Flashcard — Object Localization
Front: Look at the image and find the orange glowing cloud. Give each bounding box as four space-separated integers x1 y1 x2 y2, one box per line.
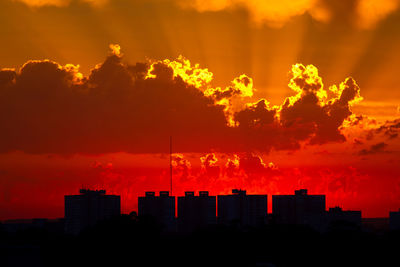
179 0 319 27
356 0 400 28
14 0 108 7
180 0 400 28
11 0 400 30
15 0 70 7
109 43 122 57
10 0 400 31
170 152 280 188
171 154 192 181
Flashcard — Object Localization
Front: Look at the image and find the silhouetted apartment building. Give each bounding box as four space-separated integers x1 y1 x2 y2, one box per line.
65 189 120 235
178 191 216 232
272 189 325 229
138 191 175 231
218 189 268 227
389 209 400 230
326 207 362 229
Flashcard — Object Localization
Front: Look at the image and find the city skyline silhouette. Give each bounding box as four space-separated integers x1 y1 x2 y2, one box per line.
1 0 400 266
2 187 400 267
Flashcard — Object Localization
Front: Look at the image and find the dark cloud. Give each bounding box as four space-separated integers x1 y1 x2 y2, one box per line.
235 99 276 129
359 142 388 155
361 118 400 144
0 53 228 154
0 69 16 87
375 118 400 139
353 138 363 145
0 48 371 154
238 153 277 175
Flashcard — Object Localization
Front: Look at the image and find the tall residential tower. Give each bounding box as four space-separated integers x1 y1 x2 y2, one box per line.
64 189 120 235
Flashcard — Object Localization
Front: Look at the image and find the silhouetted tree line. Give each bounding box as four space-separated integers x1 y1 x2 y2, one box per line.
1 215 399 267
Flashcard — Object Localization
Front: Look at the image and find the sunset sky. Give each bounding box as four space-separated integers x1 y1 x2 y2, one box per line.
1 0 400 219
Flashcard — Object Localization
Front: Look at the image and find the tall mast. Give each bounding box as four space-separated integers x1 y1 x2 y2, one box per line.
170 136 173 195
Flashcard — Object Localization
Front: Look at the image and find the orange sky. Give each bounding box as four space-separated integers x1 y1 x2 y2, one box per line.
0 0 399 219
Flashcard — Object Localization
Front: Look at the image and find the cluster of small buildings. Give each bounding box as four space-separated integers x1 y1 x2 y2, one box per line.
138 189 268 232
61 188 400 235
138 189 363 233
4 188 398 235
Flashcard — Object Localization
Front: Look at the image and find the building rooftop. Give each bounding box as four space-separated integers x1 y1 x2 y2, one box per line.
232 189 246 195
79 189 106 195
295 189 308 196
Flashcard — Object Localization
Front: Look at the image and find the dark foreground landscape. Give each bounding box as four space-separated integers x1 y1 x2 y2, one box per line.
2 214 399 267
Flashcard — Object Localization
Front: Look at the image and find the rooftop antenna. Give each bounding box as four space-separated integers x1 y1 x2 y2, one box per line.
170 136 173 195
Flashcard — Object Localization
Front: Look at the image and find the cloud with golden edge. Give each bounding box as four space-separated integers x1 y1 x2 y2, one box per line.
109 44 122 57
200 153 220 178
146 55 213 89
0 44 396 155
171 154 192 180
205 74 255 126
